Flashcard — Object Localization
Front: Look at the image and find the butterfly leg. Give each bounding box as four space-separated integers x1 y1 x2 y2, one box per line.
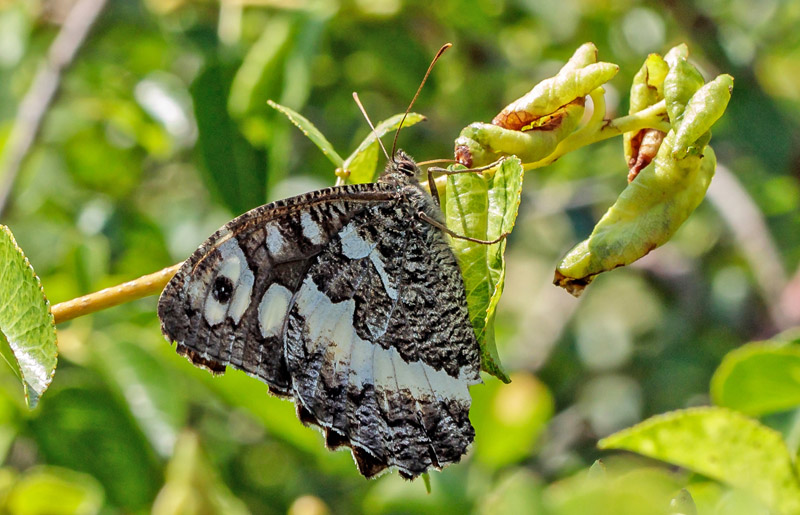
425 157 507 207
418 211 508 245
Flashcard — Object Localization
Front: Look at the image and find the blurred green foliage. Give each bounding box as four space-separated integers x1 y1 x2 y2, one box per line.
1 0 800 513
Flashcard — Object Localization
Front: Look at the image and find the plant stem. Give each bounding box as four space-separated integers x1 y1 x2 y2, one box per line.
51 263 182 324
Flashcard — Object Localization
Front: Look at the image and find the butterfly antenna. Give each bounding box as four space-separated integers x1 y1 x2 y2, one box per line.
390 42 453 160
352 91 391 162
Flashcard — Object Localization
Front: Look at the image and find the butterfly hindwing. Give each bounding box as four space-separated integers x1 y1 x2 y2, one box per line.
284 188 480 478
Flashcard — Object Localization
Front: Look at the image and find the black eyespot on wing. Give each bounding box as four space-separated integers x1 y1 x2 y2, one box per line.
212 276 234 303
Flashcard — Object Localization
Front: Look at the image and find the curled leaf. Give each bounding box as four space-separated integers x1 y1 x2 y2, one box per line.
629 53 669 114
492 62 618 130
663 43 689 68
455 100 584 167
663 58 705 125
0 225 58 408
554 134 717 296
445 157 524 381
624 53 669 175
559 42 599 74
672 74 734 159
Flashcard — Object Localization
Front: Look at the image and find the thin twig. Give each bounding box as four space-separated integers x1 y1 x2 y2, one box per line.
0 0 108 216
51 263 182 324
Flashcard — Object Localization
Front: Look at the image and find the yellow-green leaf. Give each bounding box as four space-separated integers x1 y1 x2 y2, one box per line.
445 157 524 381
554 137 716 296
672 74 734 159
492 62 618 129
710 340 800 416
0 225 57 408
599 407 800 514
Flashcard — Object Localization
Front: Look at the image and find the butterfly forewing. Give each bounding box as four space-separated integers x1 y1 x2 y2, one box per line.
158 184 393 395
157 152 481 479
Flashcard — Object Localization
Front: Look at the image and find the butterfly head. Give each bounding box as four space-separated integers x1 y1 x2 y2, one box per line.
392 150 419 178
378 150 423 188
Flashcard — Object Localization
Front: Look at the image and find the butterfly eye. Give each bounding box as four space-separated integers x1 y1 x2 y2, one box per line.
212 276 234 303
398 161 416 176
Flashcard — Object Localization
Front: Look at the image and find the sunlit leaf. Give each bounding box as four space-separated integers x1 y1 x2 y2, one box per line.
492 60 617 130
710 340 800 416
0 225 57 408
599 407 800 514
446 157 524 381
555 138 717 296
342 112 426 184
268 100 344 167
672 74 734 159
663 56 704 125
455 101 584 168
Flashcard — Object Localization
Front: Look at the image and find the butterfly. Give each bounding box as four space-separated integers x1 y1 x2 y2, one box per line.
157 148 482 479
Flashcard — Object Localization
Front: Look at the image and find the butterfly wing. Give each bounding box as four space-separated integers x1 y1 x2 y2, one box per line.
158 184 394 396
284 197 481 479
158 179 481 479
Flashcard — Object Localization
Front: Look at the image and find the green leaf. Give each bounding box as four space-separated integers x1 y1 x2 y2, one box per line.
599 407 800 514
268 100 344 167
152 432 249 515
663 57 704 125
710 340 800 416
191 63 268 214
343 112 426 184
555 138 717 296
544 464 683 515
560 42 599 74
0 225 57 408
455 100 584 168
228 17 293 118
4 466 104 515
445 157 524 381
492 62 618 129
672 74 734 159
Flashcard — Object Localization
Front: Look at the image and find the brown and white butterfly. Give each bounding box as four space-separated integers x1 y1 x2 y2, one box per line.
157 150 481 479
